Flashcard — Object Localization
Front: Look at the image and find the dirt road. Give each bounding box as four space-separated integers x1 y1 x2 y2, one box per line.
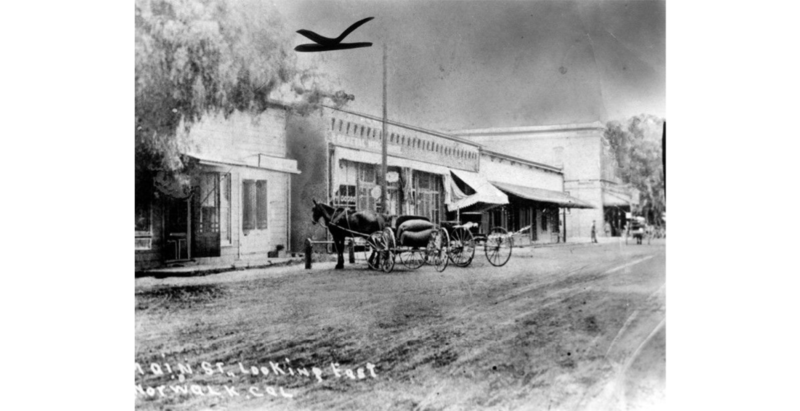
135 240 666 411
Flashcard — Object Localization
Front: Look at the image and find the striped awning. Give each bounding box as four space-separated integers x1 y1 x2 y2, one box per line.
490 181 595 209
447 169 509 211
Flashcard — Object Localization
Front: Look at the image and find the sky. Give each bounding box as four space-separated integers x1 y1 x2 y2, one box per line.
276 0 665 131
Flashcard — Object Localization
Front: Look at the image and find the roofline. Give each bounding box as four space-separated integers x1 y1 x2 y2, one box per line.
322 104 482 147
481 148 563 174
452 121 606 137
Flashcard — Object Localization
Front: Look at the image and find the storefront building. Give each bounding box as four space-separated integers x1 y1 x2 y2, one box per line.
453 122 632 238
135 107 299 271
287 106 483 252
471 149 593 244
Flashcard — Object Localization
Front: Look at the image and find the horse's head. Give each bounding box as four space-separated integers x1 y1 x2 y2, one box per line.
311 199 322 225
311 198 334 226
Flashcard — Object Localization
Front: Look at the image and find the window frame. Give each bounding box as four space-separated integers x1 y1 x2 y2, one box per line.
133 191 153 252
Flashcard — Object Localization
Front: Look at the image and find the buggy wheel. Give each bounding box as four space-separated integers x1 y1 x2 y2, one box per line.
380 228 396 273
485 227 513 267
367 231 389 271
400 248 426 269
427 227 450 272
448 227 475 267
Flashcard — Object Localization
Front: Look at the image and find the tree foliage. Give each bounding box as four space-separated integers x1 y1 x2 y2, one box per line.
135 0 352 187
603 114 665 223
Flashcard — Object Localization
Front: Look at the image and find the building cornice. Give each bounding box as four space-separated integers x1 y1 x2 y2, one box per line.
482 149 563 174
451 122 606 137
322 105 482 147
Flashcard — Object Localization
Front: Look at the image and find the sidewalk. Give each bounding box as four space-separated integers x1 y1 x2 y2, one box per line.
135 255 310 278
516 236 620 249
538 236 664 247
137 236 658 278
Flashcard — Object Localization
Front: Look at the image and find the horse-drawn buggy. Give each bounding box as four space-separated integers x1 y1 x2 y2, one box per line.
625 215 648 245
311 197 514 273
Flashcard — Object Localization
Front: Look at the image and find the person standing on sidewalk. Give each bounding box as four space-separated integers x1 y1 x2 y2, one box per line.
591 220 598 243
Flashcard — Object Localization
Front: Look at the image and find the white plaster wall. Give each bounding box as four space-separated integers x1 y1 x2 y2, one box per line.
479 155 563 191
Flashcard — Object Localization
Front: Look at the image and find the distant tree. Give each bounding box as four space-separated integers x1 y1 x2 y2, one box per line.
603 114 665 224
135 0 352 194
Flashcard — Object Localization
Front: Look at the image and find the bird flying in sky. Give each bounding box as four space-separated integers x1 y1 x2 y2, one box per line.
294 17 374 52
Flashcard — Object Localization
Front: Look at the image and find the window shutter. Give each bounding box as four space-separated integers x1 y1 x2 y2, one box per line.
242 180 255 230
256 180 268 229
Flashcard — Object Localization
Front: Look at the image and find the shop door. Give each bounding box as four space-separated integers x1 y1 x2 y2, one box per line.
164 197 191 261
193 173 221 258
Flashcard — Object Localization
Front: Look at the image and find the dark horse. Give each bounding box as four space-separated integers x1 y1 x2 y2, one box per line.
311 199 388 269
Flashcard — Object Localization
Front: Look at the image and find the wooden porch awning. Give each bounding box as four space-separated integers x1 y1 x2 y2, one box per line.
490 181 595 209
603 191 632 207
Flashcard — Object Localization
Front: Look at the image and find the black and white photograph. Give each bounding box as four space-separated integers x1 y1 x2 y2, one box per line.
133 0 666 409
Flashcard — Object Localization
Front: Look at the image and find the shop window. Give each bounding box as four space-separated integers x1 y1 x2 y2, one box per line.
133 168 153 251
359 163 376 183
135 195 151 235
135 186 152 250
336 184 357 207
414 171 442 224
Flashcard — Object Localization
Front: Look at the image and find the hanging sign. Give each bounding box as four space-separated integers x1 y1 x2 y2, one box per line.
370 186 382 199
386 171 399 183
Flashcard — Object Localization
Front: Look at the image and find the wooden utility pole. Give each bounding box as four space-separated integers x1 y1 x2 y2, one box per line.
380 43 388 212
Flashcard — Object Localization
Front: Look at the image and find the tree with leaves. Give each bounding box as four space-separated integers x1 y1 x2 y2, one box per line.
603 114 665 225
135 0 352 202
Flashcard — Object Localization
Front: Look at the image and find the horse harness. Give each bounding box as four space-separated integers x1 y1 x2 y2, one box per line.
324 207 372 239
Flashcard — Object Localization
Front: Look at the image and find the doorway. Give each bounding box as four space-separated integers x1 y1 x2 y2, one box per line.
193 173 223 258
163 197 191 262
